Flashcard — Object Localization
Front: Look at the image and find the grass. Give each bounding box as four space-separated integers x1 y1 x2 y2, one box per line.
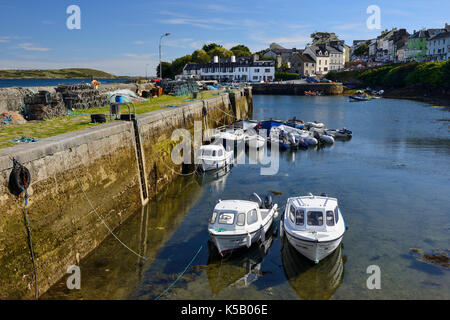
0 91 222 149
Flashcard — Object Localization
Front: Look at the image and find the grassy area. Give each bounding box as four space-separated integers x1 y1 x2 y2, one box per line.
0 68 117 79
0 91 221 149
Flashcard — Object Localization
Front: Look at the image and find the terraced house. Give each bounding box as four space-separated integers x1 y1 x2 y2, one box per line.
408 27 447 62
182 55 275 82
427 31 450 61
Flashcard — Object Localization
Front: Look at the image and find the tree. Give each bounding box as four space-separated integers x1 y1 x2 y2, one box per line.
202 43 222 53
230 44 252 57
208 46 233 58
156 62 173 79
192 49 210 63
171 55 192 77
354 43 369 57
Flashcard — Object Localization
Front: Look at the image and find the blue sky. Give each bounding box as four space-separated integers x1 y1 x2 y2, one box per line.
0 0 448 76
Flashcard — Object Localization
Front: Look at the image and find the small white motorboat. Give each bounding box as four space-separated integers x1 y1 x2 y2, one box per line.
280 193 346 263
197 144 233 172
244 128 266 149
208 193 278 256
306 121 325 129
280 125 318 146
212 126 245 147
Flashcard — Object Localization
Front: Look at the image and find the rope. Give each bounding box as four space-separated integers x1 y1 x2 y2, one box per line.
12 158 39 299
154 244 203 300
67 157 149 261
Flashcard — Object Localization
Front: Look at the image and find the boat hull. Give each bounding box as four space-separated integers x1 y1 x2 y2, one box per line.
210 216 273 256
284 229 343 262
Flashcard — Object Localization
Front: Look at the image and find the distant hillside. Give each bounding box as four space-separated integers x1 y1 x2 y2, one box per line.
0 68 119 79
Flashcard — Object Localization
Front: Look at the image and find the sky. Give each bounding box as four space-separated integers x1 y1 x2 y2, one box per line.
0 0 448 76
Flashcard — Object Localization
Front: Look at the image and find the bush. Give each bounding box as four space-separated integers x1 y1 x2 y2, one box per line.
275 72 299 81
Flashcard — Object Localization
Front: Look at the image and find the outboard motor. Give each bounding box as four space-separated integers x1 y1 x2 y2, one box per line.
320 193 327 197
288 132 296 145
264 194 273 209
249 192 263 208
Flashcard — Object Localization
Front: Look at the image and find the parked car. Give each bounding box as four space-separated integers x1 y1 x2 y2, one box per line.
306 77 318 83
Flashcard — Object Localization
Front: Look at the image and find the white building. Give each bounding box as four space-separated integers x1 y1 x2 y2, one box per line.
304 45 330 75
427 31 450 61
182 55 275 82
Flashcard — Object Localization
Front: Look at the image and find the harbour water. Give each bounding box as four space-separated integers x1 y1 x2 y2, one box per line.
43 95 450 300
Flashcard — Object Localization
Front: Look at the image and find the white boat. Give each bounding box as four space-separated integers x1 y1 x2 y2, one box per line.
281 193 346 263
280 125 318 146
324 128 352 139
208 193 278 256
212 126 245 148
244 128 266 149
306 121 325 129
197 144 233 172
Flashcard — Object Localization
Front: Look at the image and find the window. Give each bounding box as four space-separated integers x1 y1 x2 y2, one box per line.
236 213 245 226
218 212 235 225
217 150 223 157
334 207 339 223
295 210 304 226
253 76 258 80
325 60 327 65
255 68 260 72
319 60 321 65
289 205 295 223
326 211 335 226
265 68 270 73
307 211 323 226
210 211 218 224
247 209 258 225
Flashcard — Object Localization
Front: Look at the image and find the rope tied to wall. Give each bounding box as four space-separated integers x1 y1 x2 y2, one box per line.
10 157 39 299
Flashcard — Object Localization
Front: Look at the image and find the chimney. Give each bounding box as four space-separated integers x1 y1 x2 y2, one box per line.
213 56 219 63
231 55 236 63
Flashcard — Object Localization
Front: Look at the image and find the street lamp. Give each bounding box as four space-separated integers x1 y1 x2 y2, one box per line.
145 63 149 80
159 33 171 79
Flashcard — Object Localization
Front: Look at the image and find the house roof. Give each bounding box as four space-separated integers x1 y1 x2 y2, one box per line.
428 31 450 41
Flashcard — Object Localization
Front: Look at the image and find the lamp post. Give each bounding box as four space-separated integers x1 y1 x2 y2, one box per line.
159 33 171 79
145 63 149 80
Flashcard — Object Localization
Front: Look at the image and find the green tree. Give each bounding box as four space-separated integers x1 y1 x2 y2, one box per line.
156 62 173 79
171 55 193 77
230 44 252 57
192 49 210 63
208 46 233 58
353 43 369 56
202 43 222 53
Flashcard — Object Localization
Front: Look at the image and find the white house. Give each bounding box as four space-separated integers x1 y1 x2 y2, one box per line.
304 45 330 75
182 55 275 82
427 31 450 61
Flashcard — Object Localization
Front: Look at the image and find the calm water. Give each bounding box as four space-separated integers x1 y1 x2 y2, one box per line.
0 78 135 88
43 96 450 300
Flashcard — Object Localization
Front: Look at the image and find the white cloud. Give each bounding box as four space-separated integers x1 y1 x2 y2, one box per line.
133 40 146 45
17 43 51 52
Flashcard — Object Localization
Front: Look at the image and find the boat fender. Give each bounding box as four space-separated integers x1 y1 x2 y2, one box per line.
246 232 252 248
280 220 284 238
9 158 31 196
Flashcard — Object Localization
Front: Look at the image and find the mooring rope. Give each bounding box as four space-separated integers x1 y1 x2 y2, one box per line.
154 244 203 300
22 190 39 299
67 157 148 261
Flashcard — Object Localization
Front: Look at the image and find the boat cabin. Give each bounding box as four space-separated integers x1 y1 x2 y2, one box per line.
199 144 226 159
209 200 268 231
286 196 341 232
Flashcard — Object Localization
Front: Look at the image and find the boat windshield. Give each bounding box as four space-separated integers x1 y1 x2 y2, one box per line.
247 209 258 225
218 212 235 225
334 207 339 223
326 211 335 226
307 211 324 226
202 149 217 157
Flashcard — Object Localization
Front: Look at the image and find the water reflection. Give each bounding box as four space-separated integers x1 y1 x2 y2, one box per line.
206 225 277 295
281 237 345 300
42 176 204 300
